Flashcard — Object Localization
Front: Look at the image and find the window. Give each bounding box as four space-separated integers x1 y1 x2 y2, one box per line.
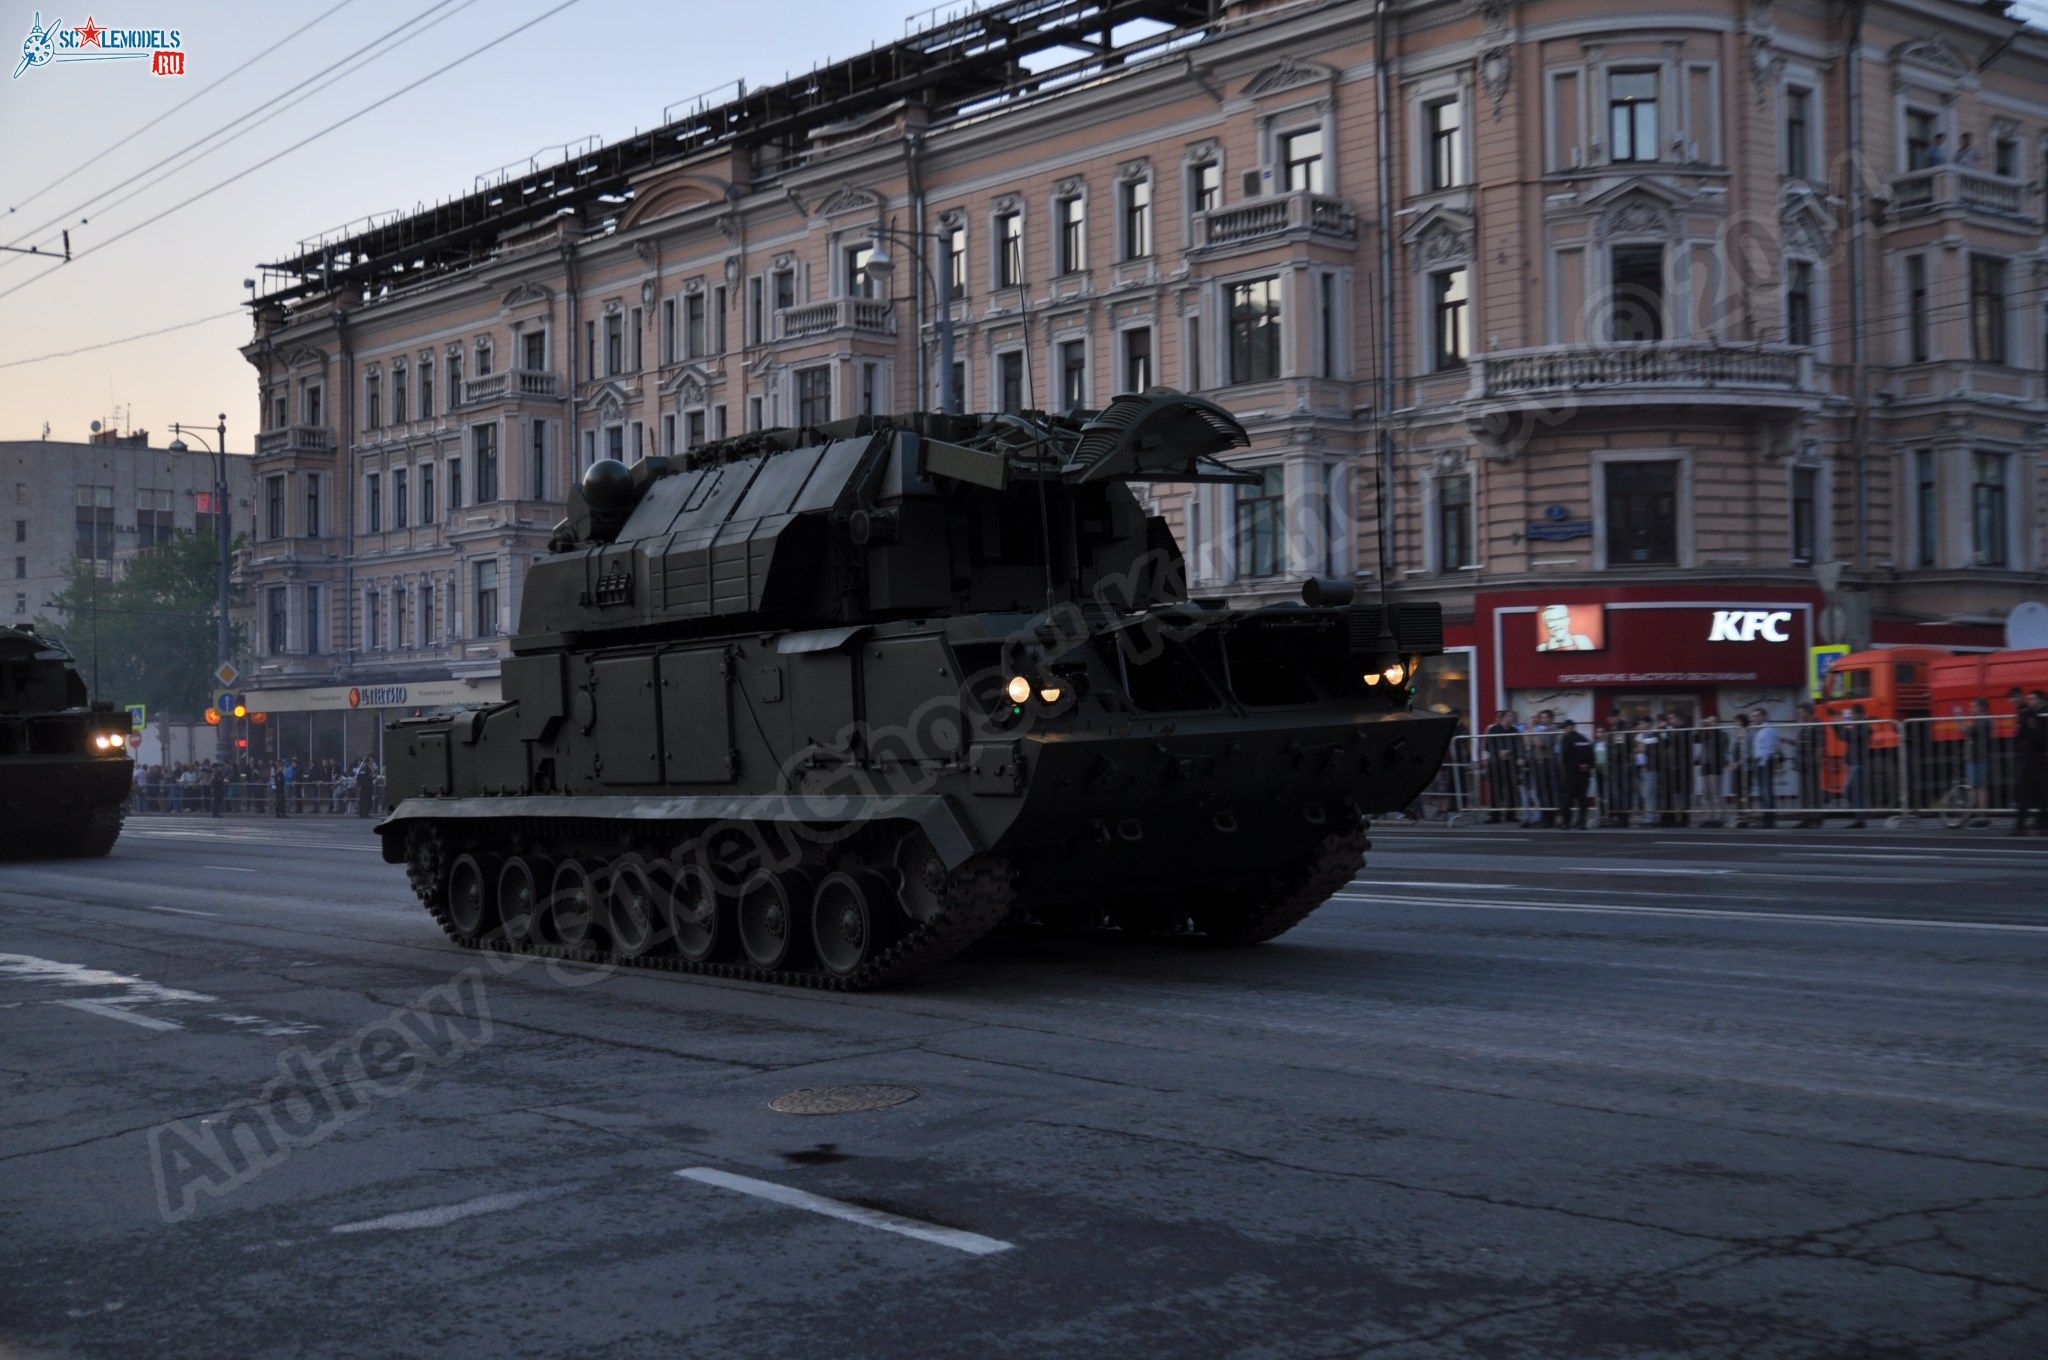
1234 466 1287 578
474 560 499 638
604 312 623 376
748 278 765 346
1319 272 1340 378
1609 70 1659 162
629 309 643 372
661 413 676 457
392 587 407 651
1610 246 1665 342
522 329 545 372
843 243 874 298
303 383 323 427
1278 128 1325 193
305 585 321 655
1122 327 1153 393
264 477 285 539
661 298 677 364
1226 277 1283 384
12 520 21 542
713 286 727 353
365 372 382 430
585 319 598 376
447 457 463 512
1906 108 1937 170
1784 86 1811 179
135 488 174 549
1190 160 1220 215
996 210 1023 288
1906 254 1929 363
365 472 381 533
306 474 321 538
473 424 499 503
1426 97 1464 190
1603 460 1679 566
773 269 795 314
1431 269 1470 371
1058 339 1087 410
475 339 493 378
419 465 434 525
796 366 832 426
266 587 288 656
606 425 624 463
1187 315 1202 390
1994 133 2019 179
417 584 432 648
1970 255 2006 364
686 410 706 449
1790 465 1818 564
365 590 380 651
11 592 20 615
447 351 463 408
685 292 707 357
1786 260 1814 346
392 364 408 424
271 392 286 429
1120 178 1152 260
945 224 966 296
1056 195 1085 274
998 350 1025 412
1972 452 2009 567
860 362 883 417
1438 472 1473 572
529 420 548 501
713 405 728 440
391 468 409 529
11 558 20 580
418 361 433 420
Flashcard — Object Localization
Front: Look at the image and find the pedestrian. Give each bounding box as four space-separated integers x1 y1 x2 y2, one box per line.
1927 132 1950 165
1657 712 1690 827
1527 710 1561 827
2013 689 2048 837
270 763 288 819
209 761 226 818
1965 698 1994 829
1483 710 1521 824
1840 704 1871 828
1750 707 1780 828
1794 702 1826 826
1558 717 1594 829
1694 715 1728 827
356 760 376 819
1954 131 1983 168
1633 717 1660 828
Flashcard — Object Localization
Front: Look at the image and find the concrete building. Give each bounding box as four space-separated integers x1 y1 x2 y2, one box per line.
3 428 252 631
242 0 2048 740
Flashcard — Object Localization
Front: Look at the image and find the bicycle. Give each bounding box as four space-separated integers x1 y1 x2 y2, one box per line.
1937 780 1975 830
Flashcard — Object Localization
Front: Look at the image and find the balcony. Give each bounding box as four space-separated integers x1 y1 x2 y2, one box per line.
1193 191 1358 253
774 297 894 341
253 425 334 457
1887 167 2035 224
1464 342 1816 422
461 368 562 405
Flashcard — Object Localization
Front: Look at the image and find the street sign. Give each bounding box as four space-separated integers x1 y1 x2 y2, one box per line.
214 690 238 716
124 703 147 730
214 661 240 687
1809 644 1849 700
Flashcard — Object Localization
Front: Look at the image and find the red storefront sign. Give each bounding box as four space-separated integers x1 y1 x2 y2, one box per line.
1484 587 1819 696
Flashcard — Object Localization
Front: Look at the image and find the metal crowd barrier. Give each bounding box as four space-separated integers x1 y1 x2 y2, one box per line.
128 777 386 817
1424 718 2016 829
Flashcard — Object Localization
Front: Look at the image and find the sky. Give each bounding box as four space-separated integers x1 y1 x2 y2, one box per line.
0 0 925 448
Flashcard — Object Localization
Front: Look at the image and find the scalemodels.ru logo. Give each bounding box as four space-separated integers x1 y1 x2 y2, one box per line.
14 12 185 79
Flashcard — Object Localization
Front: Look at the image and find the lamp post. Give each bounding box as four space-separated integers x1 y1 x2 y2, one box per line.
168 415 230 760
864 224 956 413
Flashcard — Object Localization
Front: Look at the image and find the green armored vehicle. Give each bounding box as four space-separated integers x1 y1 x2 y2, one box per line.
377 391 1453 987
0 625 134 857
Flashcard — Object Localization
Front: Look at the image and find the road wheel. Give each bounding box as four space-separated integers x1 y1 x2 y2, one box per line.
1190 822 1369 947
663 863 725 963
497 855 550 947
737 868 813 971
64 803 123 858
606 856 661 959
892 830 950 924
812 870 895 978
445 852 500 938
547 859 604 953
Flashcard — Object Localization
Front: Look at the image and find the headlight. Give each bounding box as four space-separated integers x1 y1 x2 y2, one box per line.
1362 671 1381 687
109 732 126 748
1006 675 1032 705
1038 686 1062 704
1381 661 1407 686
92 734 110 750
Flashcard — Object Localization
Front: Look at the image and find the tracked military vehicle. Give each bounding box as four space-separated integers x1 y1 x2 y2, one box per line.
377 390 1453 988
0 625 134 857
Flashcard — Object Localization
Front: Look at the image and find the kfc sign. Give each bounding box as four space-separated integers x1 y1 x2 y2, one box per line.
1708 610 1792 643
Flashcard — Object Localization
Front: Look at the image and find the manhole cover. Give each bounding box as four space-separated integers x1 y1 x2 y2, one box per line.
769 1084 919 1115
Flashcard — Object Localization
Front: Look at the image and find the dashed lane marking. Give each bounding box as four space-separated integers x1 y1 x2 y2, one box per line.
331 1189 563 1235
675 1167 1014 1256
55 999 181 1031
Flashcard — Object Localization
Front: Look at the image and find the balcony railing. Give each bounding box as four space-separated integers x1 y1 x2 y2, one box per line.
774 297 895 340
461 368 562 405
1468 342 1811 402
1195 191 1358 249
253 425 334 456
1888 166 2031 220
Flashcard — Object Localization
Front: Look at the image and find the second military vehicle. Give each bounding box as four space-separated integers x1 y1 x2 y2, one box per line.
0 625 134 857
377 390 1453 987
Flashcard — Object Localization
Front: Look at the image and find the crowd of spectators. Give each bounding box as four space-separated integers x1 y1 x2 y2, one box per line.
128 757 382 818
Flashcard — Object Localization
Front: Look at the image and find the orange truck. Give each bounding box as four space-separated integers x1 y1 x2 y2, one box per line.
1813 645 2048 798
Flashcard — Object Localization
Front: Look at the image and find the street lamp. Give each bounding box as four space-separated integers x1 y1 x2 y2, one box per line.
168 414 230 760
863 223 956 414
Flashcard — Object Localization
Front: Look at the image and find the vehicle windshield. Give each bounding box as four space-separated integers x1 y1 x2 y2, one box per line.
1825 668 1872 700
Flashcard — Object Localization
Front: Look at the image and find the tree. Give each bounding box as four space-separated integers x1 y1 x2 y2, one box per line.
37 530 246 718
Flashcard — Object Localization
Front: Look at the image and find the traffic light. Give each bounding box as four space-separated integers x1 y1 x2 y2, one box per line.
232 701 248 719
204 707 221 726
249 710 268 725
235 737 248 749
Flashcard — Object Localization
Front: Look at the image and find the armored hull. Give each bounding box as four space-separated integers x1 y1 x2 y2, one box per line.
377 393 1453 987
0 626 134 858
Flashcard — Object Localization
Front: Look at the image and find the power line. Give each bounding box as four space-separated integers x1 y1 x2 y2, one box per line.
0 310 243 371
0 0 586 307
1 0 362 228
0 0 474 267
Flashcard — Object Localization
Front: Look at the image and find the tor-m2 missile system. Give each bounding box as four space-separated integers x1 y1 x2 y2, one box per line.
377 390 1453 988
0 625 134 857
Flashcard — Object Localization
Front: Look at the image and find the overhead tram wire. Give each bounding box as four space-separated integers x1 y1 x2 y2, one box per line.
0 310 243 371
0 0 590 308
0 0 475 268
1 0 363 227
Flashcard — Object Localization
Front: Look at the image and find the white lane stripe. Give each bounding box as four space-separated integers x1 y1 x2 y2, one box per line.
1580 866 1733 876
1332 893 2048 934
675 1167 1013 1256
200 865 260 873
133 904 220 918
331 1189 560 1235
55 999 181 1031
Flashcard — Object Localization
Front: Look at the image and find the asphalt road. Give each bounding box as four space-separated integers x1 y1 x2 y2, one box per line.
2 815 2044 1359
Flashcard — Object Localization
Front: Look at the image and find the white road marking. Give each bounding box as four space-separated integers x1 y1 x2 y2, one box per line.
1333 893 2048 934
675 1167 1014 1256
331 1189 560 1235
0 954 216 1007
1579 866 1732 876
200 865 260 873
135 904 220 918
55 999 181 1031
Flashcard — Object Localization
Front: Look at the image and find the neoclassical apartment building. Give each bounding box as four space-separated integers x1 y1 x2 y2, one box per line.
242 0 2047 751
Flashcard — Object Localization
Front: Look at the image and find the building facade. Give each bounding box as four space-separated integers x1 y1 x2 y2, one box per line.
241 0 2048 742
4 430 252 630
